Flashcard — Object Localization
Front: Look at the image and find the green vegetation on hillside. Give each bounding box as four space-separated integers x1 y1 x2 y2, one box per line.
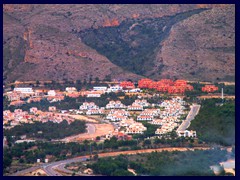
6 92 138 112
88 155 134 176
4 120 86 141
79 9 207 76
88 148 228 176
189 99 235 146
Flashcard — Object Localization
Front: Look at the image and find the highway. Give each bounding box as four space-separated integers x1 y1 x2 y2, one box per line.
177 104 201 131
9 147 211 176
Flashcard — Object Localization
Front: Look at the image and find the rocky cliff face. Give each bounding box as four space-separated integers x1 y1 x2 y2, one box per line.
3 4 235 83
153 5 235 81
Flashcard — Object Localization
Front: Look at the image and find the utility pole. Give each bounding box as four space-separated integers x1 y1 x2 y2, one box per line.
90 143 92 156
221 88 224 103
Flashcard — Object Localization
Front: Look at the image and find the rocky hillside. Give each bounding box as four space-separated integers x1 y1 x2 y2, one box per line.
3 4 235 83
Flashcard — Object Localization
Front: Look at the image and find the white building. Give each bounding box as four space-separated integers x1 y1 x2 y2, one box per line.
134 99 150 107
106 100 126 109
49 106 57 112
119 118 135 127
66 87 77 93
109 109 130 116
48 90 56 96
127 104 143 111
129 88 142 93
107 85 123 92
14 87 33 94
125 122 147 134
150 119 163 125
29 107 38 114
140 109 160 117
93 86 107 91
80 102 99 110
177 130 197 137
137 115 154 121
86 109 104 115
86 91 103 98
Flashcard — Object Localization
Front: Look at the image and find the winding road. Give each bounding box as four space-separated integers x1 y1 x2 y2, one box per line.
60 123 96 142
9 147 211 176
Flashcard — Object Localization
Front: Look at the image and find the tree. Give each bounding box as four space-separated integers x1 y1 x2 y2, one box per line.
95 77 100 83
93 154 99 161
89 75 93 84
83 79 87 86
36 80 40 87
144 139 151 146
104 75 112 82
10 85 15 90
96 136 100 141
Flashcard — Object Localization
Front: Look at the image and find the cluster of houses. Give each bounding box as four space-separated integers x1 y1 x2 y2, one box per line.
4 84 142 107
4 84 197 138
75 97 195 137
138 79 194 94
3 106 75 129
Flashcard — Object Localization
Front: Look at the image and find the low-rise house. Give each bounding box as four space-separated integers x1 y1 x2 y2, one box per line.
66 92 81 98
125 122 147 134
150 119 164 125
65 87 77 93
134 99 150 107
79 102 99 110
48 90 56 96
14 87 33 94
86 109 104 115
93 86 108 91
86 91 103 98
6 92 21 101
10 121 20 126
129 88 141 93
10 100 26 106
14 109 23 113
127 104 143 111
3 110 11 116
49 106 57 112
27 97 42 103
137 115 154 121
107 85 123 92
110 115 128 121
177 130 197 137
76 110 84 114
30 107 38 114
119 118 135 127
106 100 126 109
140 109 160 117
109 109 130 116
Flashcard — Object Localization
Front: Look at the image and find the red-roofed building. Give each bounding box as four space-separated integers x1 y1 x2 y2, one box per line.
120 81 135 89
202 85 218 93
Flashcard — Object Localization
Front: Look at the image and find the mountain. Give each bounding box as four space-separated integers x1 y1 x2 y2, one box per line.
3 4 235 83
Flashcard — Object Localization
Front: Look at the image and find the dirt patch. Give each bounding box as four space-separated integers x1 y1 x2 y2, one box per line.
23 168 47 176
57 113 98 123
63 124 114 142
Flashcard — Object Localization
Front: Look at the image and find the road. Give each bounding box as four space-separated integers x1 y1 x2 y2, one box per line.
9 146 210 176
86 124 95 134
177 104 201 131
58 123 96 142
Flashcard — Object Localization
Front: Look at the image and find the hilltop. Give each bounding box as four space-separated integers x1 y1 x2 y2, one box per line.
3 4 235 83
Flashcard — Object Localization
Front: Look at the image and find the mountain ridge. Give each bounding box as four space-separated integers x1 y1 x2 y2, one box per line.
3 4 235 83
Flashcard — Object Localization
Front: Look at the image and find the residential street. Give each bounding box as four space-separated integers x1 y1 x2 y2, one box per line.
177 104 201 131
